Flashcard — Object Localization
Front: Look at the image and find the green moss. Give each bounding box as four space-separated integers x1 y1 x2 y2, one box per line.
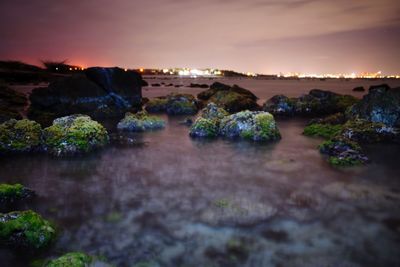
252 113 281 141
335 95 359 111
328 156 363 166
43 115 109 155
45 252 92 267
145 98 168 112
189 118 219 138
0 210 56 250
0 119 42 153
303 123 343 139
214 198 230 209
117 111 165 132
166 100 197 115
0 183 24 198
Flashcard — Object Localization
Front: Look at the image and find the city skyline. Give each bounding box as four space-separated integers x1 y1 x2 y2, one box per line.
0 0 399 74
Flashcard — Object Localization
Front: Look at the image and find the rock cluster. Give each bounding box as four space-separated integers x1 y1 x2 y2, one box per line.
28 67 143 126
0 85 27 123
263 89 358 117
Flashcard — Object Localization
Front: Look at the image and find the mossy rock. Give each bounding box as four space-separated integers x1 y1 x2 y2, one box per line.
0 119 42 153
189 118 219 138
0 210 56 250
341 119 398 143
144 97 168 113
303 123 343 139
117 111 165 132
0 183 34 204
42 115 109 156
220 111 281 141
262 95 296 116
319 137 368 167
45 252 92 267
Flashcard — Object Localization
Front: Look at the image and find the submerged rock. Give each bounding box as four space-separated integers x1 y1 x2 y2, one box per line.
0 183 34 205
0 85 28 123
145 93 199 115
0 210 56 250
45 252 113 267
303 123 344 139
28 67 143 126
220 111 281 141
341 119 398 143
117 111 165 132
197 82 259 113
42 115 109 156
348 84 400 127
190 103 228 138
0 119 42 154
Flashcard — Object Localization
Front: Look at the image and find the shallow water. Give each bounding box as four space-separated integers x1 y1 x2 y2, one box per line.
2 79 400 267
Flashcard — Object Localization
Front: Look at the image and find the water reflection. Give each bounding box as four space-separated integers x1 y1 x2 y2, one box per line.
0 116 400 267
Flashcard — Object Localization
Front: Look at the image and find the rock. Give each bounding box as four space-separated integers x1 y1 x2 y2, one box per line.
264 89 358 117
189 103 229 138
0 119 42 154
28 67 143 126
0 85 28 123
189 83 209 88
295 89 358 116
220 111 281 141
262 95 296 116
151 83 161 87
145 93 199 115
197 82 259 113
352 86 365 92
45 252 113 267
0 210 56 250
319 137 368 166
42 115 109 156
189 118 219 138
341 119 398 143
309 112 346 125
0 183 35 205
348 85 400 127
117 111 165 132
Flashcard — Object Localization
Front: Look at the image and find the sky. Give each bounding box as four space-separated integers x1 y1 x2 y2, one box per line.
0 0 399 74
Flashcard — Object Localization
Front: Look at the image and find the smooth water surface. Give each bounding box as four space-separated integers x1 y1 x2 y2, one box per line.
2 79 400 267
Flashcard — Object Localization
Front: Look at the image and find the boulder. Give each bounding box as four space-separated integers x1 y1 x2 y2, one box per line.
262 95 296 116
0 119 42 154
117 111 165 132
28 67 143 126
197 82 259 113
348 84 400 127
0 85 28 123
0 183 35 205
0 210 56 250
190 103 228 138
220 111 281 141
42 115 109 156
145 93 199 115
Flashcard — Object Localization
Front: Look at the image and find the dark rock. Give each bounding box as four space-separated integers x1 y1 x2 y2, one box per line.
197 82 259 113
28 67 142 126
189 83 209 88
0 85 28 123
0 183 35 208
353 86 365 92
262 95 296 116
151 83 161 87
348 85 400 127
